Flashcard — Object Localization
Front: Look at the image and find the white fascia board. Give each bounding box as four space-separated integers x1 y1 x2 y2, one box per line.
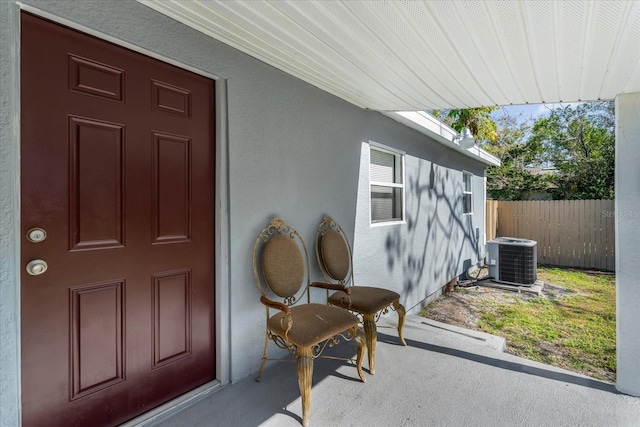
383 111 501 167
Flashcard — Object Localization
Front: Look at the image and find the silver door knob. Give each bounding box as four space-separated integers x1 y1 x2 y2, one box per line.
26 259 48 276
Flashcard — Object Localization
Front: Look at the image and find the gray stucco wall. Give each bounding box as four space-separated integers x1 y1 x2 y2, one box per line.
0 3 21 426
0 1 488 423
354 141 486 314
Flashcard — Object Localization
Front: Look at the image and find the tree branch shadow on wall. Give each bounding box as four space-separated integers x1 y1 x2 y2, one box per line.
385 161 481 307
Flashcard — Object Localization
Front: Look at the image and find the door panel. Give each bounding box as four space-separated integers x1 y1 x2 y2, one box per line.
20 13 215 427
69 116 125 250
69 281 125 400
152 132 192 243
153 270 192 367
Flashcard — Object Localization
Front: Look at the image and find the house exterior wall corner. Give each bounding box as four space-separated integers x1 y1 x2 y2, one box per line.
615 91 640 397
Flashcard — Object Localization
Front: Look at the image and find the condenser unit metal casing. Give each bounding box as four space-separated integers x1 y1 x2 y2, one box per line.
486 237 537 286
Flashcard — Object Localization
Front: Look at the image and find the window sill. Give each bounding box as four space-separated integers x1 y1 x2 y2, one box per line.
370 220 407 228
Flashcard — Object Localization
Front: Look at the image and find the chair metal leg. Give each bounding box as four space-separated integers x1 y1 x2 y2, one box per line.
352 326 367 382
297 347 313 427
256 332 270 382
394 300 407 346
363 313 377 374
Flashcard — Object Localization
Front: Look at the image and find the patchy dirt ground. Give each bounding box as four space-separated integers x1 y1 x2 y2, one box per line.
423 281 575 329
420 276 619 382
423 285 502 329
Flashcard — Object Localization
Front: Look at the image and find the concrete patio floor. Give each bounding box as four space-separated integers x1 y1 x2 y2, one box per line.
139 315 640 427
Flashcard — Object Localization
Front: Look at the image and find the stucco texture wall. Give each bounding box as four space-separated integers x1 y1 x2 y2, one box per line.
354 140 486 315
0 3 20 426
0 4 489 418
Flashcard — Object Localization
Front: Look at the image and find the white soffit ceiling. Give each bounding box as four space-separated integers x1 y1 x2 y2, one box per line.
138 0 640 111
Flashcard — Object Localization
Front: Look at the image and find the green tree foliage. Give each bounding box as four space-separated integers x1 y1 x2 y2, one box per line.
436 103 615 200
435 107 546 200
483 115 546 200
433 107 499 143
530 102 615 199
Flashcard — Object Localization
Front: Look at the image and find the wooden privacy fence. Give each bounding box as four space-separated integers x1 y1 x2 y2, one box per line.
486 200 499 242
486 200 615 271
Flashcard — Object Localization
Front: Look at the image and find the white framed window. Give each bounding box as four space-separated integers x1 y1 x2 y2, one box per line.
463 171 473 215
370 144 404 224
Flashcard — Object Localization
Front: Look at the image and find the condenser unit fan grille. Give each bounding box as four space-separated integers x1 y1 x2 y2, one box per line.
498 244 537 285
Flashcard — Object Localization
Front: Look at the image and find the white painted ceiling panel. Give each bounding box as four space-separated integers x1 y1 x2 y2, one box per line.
138 0 640 111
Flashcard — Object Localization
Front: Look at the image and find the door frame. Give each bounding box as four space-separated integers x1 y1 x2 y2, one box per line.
0 3 231 425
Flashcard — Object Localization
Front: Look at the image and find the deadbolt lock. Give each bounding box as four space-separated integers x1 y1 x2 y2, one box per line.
26 228 47 243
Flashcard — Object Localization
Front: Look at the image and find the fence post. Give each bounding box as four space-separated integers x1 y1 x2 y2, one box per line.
485 200 498 242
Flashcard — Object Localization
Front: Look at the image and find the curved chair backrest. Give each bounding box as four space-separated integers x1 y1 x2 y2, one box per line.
253 218 311 306
315 216 354 286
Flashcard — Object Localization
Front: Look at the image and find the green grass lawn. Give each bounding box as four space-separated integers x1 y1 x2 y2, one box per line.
478 266 616 382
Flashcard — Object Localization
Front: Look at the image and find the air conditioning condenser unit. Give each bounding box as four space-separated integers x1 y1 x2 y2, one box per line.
486 237 537 286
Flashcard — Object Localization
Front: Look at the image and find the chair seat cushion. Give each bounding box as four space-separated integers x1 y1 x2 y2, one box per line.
328 286 399 314
268 303 360 348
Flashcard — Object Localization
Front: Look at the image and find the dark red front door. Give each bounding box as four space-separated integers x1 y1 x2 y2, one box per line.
20 13 215 426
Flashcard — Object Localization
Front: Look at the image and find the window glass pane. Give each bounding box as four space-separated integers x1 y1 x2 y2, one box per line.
463 194 472 214
464 173 472 192
370 149 395 183
370 146 403 224
371 185 403 222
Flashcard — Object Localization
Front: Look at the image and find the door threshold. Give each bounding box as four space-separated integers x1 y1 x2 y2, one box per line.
122 380 222 426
